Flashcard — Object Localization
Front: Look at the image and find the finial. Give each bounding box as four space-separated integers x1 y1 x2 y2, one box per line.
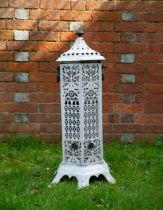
71 21 84 37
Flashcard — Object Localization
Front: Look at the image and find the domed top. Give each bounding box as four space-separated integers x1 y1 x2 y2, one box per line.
57 36 105 62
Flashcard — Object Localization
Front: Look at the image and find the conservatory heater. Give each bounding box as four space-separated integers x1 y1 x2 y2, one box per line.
52 23 115 188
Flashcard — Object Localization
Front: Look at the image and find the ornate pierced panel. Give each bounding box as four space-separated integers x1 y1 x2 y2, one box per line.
84 90 99 140
64 91 80 141
63 91 81 164
83 90 102 165
61 62 103 166
64 140 82 165
61 64 80 92
84 139 102 165
82 63 100 89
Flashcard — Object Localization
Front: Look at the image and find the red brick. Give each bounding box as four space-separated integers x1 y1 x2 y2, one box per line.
92 11 120 21
137 54 163 63
7 20 37 30
38 83 59 92
0 20 6 29
115 84 143 94
145 1 163 11
104 53 120 63
61 11 91 21
0 8 14 18
142 125 163 134
7 41 38 51
38 42 68 52
0 30 13 40
108 114 120 123
116 1 145 11
146 64 163 75
123 33 163 44
39 133 61 142
71 1 86 10
138 13 163 22
92 32 120 42
0 92 13 102
38 62 57 72
135 75 144 84
136 95 163 104
8 123 39 132
144 104 163 114
103 103 113 113
145 44 163 53
135 134 157 143
8 62 38 72
89 43 113 53
86 1 115 11
144 85 163 94
8 83 37 92
115 64 145 74
0 104 6 112
60 32 91 42
145 23 163 32
30 113 60 123
103 84 114 94
0 124 10 132
0 52 13 61
0 0 8 7
39 104 60 113
103 124 113 133
103 73 120 84
115 23 145 32
0 62 7 71
30 72 56 82
103 94 121 103
0 114 14 123
38 21 68 31
85 22 113 32
114 104 143 113
30 31 59 41
39 123 61 133
145 75 163 84
0 41 6 50
113 124 142 133
136 114 163 124
0 72 13 81
0 83 7 91
30 93 59 103
9 0 39 8
114 43 144 53
30 52 58 61
30 10 60 20
40 0 70 9
8 104 38 113
137 33 163 43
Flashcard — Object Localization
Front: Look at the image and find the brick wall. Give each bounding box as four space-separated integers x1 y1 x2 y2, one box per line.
0 0 163 142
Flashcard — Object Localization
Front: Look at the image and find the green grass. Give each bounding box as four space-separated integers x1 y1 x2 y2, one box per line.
0 134 163 210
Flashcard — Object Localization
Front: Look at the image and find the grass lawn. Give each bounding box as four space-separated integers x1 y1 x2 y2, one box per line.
0 135 163 210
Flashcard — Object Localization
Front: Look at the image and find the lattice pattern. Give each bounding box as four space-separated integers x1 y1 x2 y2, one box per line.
64 140 81 164
61 63 103 166
84 139 102 164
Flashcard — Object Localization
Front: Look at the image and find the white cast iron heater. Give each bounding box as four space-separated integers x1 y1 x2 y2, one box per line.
52 23 115 188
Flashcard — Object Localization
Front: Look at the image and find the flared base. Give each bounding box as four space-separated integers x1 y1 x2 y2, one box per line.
51 161 116 189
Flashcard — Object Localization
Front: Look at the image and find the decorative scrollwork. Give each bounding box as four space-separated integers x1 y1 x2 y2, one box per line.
64 140 82 164
61 63 102 166
82 64 100 88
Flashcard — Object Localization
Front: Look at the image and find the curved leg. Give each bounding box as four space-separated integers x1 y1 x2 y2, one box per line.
103 172 116 184
52 173 63 184
77 176 90 189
